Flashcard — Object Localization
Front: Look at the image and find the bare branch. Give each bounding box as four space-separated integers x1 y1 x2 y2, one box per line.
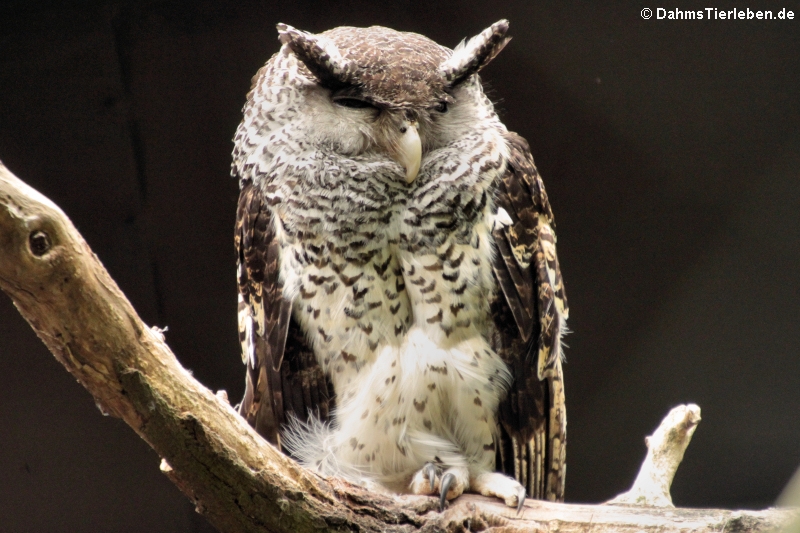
0 160 793 532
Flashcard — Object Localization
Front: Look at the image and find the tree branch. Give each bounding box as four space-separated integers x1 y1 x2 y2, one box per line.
608 404 701 507
0 160 793 532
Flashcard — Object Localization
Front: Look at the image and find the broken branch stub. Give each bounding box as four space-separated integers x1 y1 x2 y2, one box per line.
607 403 702 507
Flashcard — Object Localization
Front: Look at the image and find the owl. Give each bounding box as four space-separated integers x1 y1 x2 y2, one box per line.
232 20 568 511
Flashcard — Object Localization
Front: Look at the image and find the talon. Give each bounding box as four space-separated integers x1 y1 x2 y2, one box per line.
423 462 437 491
439 472 455 511
516 486 526 514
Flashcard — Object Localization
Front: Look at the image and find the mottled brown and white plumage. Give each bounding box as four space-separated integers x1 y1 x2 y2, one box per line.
232 20 568 509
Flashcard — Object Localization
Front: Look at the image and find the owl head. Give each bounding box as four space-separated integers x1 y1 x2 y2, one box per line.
267 20 511 184
278 20 510 182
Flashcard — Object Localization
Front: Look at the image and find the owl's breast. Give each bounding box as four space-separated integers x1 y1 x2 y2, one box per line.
272 130 508 391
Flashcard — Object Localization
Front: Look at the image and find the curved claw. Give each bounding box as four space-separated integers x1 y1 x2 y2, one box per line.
423 462 437 491
439 472 455 511
516 486 526 515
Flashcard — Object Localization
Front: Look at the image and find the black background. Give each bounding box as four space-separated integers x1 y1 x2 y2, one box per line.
1 1 799 531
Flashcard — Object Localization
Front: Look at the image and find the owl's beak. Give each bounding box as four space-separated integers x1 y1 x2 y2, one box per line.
396 122 421 183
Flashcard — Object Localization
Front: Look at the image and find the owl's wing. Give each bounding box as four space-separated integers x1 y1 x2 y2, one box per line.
235 180 333 448
490 132 568 501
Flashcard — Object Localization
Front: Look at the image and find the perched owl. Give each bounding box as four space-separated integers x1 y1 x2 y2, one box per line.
232 20 568 510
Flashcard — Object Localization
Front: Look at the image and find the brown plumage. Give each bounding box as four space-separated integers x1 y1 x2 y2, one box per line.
492 132 567 500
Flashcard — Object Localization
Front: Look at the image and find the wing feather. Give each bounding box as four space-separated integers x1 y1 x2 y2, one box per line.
235 181 333 449
491 132 568 501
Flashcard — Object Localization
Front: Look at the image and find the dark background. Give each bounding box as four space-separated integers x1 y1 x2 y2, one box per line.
1 1 799 531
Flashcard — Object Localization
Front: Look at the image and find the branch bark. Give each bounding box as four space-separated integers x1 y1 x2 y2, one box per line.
0 160 794 532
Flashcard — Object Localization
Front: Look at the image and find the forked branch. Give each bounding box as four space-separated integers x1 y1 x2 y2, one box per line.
0 161 792 532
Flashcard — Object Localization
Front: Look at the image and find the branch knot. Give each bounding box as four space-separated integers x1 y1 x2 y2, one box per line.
29 230 51 256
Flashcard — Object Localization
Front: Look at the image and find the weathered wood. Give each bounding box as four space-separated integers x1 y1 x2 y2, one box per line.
0 160 794 532
608 404 701 507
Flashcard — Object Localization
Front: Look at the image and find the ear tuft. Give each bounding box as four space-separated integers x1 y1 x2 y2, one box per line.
439 19 511 86
276 23 352 88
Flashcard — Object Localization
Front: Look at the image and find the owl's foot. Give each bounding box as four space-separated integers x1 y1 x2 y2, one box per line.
409 464 469 511
471 472 526 514
438 467 469 511
409 462 441 495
